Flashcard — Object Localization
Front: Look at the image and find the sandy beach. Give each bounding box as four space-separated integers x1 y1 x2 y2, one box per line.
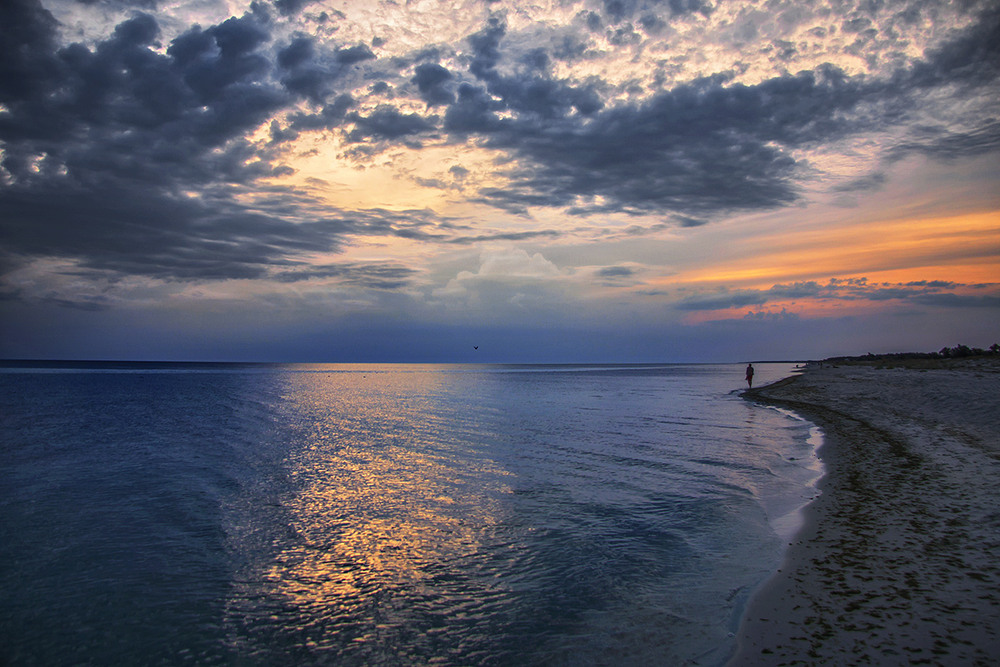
730 358 1000 665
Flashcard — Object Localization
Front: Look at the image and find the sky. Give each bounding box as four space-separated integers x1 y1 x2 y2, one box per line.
1 0 998 363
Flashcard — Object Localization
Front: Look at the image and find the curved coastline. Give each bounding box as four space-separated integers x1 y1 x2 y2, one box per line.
729 359 1000 665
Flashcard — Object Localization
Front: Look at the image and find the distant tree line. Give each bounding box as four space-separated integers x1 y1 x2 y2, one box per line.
826 343 1000 363
936 343 1000 358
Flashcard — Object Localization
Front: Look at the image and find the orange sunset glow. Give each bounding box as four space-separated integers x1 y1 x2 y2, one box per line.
679 211 1000 286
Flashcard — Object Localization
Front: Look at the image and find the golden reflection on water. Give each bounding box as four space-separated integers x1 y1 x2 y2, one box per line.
215 364 819 663
244 367 513 653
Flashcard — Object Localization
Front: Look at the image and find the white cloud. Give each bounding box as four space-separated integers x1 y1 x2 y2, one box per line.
432 246 563 302
474 246 561 278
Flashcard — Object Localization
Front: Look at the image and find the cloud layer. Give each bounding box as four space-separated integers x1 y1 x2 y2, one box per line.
1 0 998 359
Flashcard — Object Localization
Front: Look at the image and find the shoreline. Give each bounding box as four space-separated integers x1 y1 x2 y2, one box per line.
729 359 1000 665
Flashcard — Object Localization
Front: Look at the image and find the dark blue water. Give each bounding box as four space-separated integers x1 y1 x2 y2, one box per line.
0 363 820 665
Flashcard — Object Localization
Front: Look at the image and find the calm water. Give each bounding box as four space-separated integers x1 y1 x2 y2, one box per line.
0 363 821 665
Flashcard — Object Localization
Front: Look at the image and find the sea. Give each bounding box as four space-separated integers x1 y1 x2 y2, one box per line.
0 362 822 666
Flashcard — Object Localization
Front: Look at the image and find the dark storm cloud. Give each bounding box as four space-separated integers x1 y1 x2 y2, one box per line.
273 262 417 288
674 215 709 227
288 94 356 132
463 18 605 120
0 0 432 289
445 18 852 214
597 266 634 278
443 8 1000 216
906 6 1000 89
273 0 319 16
599 0 712 24
446 229 563 244
467 71 825 215
0 181 392 281
468 16 506 80
912 293 1000 308
335 44 376 65
832 171 887 193
277 37 314 69
0 0 60 103
345 105 437 142
276 37 375 104
889 121 1000 161
277 36 329 102
676 289 769 311
444 83 507 134
676 278 1000 311
878 6 1000 161
742 308 799 322
73 0 158 8
273 38 373 103
0 3 287 186
412 63 455 107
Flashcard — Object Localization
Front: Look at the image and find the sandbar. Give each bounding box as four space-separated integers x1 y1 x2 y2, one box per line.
730 357 1000 665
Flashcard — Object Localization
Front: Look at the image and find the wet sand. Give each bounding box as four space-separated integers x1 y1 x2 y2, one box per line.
730 358 1000 665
